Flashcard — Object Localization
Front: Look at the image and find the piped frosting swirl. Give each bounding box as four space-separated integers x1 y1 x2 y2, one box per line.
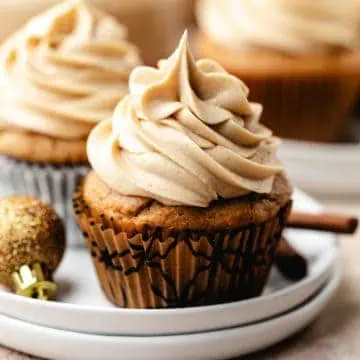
0 0 141 140
88 32 282 207
197 0 360 54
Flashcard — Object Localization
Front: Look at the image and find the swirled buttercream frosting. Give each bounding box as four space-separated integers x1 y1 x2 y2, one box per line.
0 0 141 140
88 32 283 207
197 0 360 54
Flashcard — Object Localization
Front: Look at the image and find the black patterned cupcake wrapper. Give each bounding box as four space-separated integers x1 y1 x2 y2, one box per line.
0 156 88 247
73 189 292 308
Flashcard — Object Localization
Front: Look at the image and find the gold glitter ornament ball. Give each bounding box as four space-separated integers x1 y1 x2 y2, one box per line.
0 196 65 298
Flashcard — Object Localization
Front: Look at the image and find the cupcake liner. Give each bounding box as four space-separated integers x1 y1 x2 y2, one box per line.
74 188 292 308
0 156 88 247
243 75 360 142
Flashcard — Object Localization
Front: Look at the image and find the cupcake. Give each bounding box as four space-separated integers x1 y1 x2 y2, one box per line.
0 0 141 245
196 0 360 142
74 32 292 308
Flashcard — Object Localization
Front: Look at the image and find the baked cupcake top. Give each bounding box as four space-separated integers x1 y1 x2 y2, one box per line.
0 0 141 140
197 0 360 54
88 32 282 207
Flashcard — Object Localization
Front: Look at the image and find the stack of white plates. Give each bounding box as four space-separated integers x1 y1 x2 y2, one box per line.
279 140 360 197
0 190 339 360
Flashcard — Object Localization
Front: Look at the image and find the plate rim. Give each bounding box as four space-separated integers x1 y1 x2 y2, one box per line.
0 267 340 360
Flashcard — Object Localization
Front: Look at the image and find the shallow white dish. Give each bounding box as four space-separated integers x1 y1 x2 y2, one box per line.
0 268 340 360
0 190 337 336
279 140 360 196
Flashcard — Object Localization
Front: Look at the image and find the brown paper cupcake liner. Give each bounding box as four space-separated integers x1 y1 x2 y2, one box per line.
242 75 360 142
73 188 292 308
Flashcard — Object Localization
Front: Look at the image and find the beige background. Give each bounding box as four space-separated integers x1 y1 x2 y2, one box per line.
2 200 360 360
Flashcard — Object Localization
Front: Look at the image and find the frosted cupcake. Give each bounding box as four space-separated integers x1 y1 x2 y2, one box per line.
0 0 141 245
74 32 292 308
196 0 360 142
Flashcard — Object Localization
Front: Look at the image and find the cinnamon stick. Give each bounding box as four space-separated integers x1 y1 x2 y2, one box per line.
276 212 358 281
275 237 307 281
288 211 358 234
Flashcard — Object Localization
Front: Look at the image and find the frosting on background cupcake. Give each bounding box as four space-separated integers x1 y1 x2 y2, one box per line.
197 0 360 54
0 0 141 140
88 32 282 207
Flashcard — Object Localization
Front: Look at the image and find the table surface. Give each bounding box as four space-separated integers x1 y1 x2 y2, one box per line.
2 199 360 360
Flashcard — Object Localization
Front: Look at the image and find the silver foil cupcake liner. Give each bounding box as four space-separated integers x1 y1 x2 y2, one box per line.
0 156 88 247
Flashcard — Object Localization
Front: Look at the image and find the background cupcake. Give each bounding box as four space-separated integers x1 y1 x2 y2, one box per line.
74 32 292 308
196 0 360 142
0 0 141 245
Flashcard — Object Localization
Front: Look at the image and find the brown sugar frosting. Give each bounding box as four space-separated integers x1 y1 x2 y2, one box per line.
88 31 283 208
197 0 360 54
0 0 141 140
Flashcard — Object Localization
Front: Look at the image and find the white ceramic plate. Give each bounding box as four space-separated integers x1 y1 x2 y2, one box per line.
0 190 337 336
279 140 360 196
0 268 340 360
